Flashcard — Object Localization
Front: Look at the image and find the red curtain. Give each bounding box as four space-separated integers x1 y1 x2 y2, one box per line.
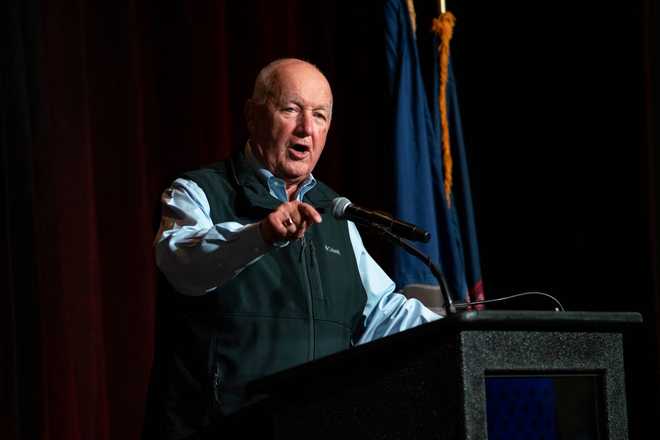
22 1 388 439
35 1 156 438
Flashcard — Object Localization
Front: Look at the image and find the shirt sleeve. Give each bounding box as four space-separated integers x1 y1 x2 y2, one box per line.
347 221 442 344
154 178 271 296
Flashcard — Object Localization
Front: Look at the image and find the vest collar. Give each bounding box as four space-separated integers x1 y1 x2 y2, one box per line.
229 145 323 211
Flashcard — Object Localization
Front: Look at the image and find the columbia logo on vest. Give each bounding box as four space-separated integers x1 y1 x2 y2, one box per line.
324 244 341 256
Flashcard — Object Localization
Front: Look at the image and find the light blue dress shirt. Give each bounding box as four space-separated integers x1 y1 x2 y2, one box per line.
155 167 440 344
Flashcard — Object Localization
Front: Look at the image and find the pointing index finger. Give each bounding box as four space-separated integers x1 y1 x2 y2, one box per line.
299 203 322 224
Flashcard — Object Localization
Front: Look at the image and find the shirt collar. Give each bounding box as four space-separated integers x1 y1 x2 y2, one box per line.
244 141 317 203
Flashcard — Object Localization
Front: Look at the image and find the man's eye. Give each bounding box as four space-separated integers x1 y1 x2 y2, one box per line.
282 107 297 113
314 113 327 121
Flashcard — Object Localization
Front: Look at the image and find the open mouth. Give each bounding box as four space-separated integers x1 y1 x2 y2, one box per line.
291 143 309 153
289 143 310 158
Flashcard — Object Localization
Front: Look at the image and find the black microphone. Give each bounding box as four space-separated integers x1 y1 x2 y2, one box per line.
331 197 431 243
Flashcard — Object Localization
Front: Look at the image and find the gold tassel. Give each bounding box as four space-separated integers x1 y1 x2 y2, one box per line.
432 11 455 207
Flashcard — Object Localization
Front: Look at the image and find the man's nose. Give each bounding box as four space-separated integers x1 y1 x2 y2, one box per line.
295 111 313 137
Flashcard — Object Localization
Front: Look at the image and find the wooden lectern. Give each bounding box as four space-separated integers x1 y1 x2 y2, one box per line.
245 310 642 440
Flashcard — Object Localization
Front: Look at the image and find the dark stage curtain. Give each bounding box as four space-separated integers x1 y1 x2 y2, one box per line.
3 1 389 439
2 0 41 438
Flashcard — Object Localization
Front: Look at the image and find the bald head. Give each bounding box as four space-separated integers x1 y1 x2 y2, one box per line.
251 58 333 114
245 58 333 192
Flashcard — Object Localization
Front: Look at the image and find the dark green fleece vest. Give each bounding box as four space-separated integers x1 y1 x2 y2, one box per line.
162 152 367 437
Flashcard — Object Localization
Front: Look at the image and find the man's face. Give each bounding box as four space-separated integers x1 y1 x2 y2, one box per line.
248 62 332 187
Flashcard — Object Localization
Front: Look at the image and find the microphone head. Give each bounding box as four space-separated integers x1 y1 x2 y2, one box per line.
331 197 352 219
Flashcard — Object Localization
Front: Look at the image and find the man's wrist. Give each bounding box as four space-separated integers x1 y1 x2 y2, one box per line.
257 220 288 248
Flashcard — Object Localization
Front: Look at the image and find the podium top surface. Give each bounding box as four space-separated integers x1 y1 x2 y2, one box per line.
440 309 643 330
249 310 642 395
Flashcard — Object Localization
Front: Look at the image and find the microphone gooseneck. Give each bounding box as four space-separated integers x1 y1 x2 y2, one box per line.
331 197 455 314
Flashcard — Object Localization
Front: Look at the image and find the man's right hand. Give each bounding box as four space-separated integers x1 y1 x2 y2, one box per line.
259 201 322 245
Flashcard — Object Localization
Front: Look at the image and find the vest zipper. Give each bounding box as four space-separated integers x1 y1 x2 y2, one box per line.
299 236 315 361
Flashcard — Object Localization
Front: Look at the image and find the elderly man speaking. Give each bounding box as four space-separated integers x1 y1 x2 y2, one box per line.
151 58 440 439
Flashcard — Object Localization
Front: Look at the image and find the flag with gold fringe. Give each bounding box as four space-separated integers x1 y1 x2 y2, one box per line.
385 0 484 307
